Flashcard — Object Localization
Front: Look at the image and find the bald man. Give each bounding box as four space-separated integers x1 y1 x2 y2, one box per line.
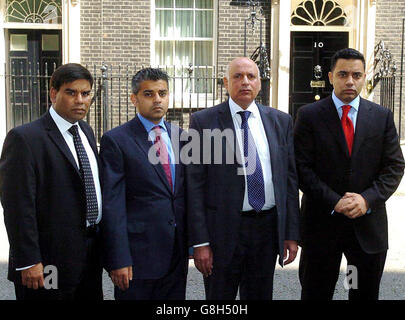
186 57 300 300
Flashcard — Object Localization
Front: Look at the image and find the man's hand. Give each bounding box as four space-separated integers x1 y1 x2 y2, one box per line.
193 246 213 277
334 196 352 213
340 192 369 219
283 240 298 265
21 263 44 289
110 266 133 291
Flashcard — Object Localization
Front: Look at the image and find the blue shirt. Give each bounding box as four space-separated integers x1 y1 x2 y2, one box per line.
137 114 175 190
332 90 360 131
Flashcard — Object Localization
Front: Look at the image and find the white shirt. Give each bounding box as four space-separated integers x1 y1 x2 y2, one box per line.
229 97 276 211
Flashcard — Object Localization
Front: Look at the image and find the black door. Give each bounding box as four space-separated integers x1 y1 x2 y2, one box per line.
289 31 349 121
8 29 62 128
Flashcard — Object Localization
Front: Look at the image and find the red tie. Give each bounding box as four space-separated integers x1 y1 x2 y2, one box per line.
341 105 354 156
152 126 173 191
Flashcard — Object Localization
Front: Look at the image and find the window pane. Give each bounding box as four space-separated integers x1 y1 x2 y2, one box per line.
155 41 174 65
10 34 28 51
195 0 213 9
156 0 173 8
195 11 213 37
156 10 174 37
42 34 59 51
176 0 193 8
195 41 212 66
194 67 213 93
175 10 193 37
174 41 193 66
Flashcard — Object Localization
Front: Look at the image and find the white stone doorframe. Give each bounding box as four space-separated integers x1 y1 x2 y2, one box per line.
270 0 377 114
0 0 81 151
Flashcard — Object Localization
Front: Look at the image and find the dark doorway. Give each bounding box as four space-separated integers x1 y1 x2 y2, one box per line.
289 31 349 121
7 29 62 128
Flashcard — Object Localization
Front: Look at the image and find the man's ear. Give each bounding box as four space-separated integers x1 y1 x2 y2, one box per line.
130 93 138 107
223 77 229 92
328 71 333 85
49 87 57 104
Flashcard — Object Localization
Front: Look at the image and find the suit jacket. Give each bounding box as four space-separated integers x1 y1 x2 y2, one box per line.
294 96 405 253
186 101 300 267
0 111 101 288
99 115 188 279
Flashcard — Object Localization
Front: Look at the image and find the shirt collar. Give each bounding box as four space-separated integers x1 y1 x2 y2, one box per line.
137 113 167 133
332 90 360 112
228 97 259 120
49 106 79 134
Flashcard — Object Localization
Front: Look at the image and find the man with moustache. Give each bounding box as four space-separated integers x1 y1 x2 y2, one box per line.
186 57 300 300
294 48 405 300
0 63 103 300
100 68 188 300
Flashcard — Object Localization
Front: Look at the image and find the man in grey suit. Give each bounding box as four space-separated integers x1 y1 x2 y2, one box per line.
186 57 300 300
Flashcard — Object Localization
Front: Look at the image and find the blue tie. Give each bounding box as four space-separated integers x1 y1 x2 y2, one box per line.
238 111 265 212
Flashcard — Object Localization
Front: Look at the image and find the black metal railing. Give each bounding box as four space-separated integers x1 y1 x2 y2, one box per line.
5 63 273 143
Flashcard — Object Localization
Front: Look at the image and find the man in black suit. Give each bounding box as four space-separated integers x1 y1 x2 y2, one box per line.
100 68 188 300
186 57 300 300
294 48 405 300
0 63 103 300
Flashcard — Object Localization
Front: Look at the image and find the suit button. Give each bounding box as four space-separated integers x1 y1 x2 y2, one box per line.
168 219 175 226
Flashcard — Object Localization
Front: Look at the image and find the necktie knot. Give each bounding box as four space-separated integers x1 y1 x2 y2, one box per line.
68 125 79 137
238 111 251 125
342 105 351 116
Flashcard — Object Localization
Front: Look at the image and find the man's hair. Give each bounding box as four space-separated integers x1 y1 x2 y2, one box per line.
50 63 93 91
330 48 365 71
131 68 170 94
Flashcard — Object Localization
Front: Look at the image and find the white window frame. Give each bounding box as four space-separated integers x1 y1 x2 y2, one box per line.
150 0 218 104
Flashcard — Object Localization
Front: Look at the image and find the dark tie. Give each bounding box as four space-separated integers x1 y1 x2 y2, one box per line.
341 105 354 156
238 111 265 212
68 125 98 225
152 125 173 192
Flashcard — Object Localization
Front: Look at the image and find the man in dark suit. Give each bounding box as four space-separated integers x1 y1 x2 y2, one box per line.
294 48 405 300
100 68 188 300
0 63 103 300
186 57 300 300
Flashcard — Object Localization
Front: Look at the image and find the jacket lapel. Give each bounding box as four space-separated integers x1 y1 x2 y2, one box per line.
319 97 350 158
166 121 181 195
129 116 173 194
351 97 372 158
43 112 81 177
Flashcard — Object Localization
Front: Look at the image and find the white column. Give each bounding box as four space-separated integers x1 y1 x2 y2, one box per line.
0 5 7 151
63 0 81 63
276 0 291 113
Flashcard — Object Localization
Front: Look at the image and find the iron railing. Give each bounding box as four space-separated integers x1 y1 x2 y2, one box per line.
4 63 273 143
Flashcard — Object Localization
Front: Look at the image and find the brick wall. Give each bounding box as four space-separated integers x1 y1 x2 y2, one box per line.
80 0 150 69
374 0 405 138
217 0 271 76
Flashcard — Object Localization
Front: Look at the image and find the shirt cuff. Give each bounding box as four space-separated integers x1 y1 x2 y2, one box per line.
193 242 210 248
16 264 35 271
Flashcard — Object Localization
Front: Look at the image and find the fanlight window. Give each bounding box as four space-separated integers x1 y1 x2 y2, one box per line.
5 0 62 24
291 0 347 26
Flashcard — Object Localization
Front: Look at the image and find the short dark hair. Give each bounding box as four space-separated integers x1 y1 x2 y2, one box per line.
131 68 170 94
330 48 365 71
50 63 93 91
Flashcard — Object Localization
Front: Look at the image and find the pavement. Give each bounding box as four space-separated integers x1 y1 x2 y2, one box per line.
1 148 405 300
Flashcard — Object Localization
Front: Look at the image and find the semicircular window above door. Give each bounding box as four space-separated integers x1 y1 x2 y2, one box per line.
5 0 62 24
291 0 348 26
